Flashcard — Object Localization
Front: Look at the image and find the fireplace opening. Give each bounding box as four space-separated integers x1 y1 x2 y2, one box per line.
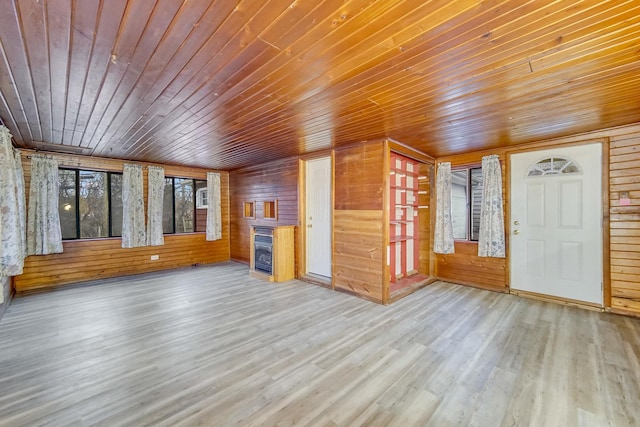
254 229 274 275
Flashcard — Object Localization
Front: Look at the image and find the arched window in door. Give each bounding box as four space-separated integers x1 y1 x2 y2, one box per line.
526 156 582 177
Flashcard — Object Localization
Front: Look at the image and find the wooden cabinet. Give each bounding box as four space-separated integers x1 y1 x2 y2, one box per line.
250 225 295 282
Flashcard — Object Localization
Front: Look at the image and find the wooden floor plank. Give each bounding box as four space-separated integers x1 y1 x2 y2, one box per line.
0 261 639 426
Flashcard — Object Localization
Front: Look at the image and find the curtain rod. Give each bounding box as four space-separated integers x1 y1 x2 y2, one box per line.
25 154 150 170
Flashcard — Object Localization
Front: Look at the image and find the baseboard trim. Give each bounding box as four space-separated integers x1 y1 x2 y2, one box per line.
510 289 604 312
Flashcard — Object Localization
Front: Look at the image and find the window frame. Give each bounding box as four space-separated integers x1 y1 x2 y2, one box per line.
59 169 209 240
163 176 207 234
195 187 208 209
59 168 123 240
108 172 122 237
451 165 482 243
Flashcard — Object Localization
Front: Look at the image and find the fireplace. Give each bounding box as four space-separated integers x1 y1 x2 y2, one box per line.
250 225 294 282
253 227 274 275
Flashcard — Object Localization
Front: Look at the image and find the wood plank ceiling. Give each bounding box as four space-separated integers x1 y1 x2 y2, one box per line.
0 0 639 170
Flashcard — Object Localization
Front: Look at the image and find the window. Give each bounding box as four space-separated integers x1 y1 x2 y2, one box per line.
162 177 175 234
196 187 208 208
162 177 207 234
58 169 123 240
59 170 208 239
527 156 581 177
59 170 77 239
110 174 123 237
174 178 194 233
451 167 483 241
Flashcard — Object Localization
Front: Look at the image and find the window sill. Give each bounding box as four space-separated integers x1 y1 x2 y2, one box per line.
62 236 122 242
63 232 209 242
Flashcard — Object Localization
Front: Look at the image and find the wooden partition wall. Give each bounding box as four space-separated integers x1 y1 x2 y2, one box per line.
14 151 230 292
333 141 386 302
333 140 434 303
228 140 434 304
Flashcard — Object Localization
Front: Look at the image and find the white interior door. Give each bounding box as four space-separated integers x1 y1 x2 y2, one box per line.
510 143 603 305
306 157 332 278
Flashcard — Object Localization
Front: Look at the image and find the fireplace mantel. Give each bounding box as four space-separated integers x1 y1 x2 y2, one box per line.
249 225 295 282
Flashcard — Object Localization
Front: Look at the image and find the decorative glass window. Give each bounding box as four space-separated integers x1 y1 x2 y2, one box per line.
527 156 581 177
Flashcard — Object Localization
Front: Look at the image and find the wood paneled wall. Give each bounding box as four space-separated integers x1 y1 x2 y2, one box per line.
608 129 640 315
418 162 433 276
434 152 508 292
334 210 384 301
229 157 299 265
333 141 385 302
14 151 230 292
434 123 640 316
436 242 508 292
335 142 385 210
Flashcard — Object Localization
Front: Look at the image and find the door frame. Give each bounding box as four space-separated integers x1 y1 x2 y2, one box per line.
298 152 335 287
504 137 610 308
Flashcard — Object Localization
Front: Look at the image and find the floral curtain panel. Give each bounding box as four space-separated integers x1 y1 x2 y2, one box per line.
121 164 146 248
146 166 165 246
0 126 27 275
206 172 222 241
13 150 26 261
27 154 63 256
478 155 506 257
433 161 455 254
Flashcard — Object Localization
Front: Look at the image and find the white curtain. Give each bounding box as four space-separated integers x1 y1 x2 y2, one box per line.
433 162 454 254
146 166 165 246
478 155 506 257
121 164 146 248
206 172 222 241
27 154 63 255
0 126 27 275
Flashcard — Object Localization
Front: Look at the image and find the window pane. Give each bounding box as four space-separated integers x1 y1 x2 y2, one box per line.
470 168 483 241
163 178 174 234
110 173 123 237
79 171 108 238
194 180 207 232
451 170 468 240
174 178 194 233
58 170 77 239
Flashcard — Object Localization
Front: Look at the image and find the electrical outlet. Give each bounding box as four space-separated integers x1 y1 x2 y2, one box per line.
150 255 159 260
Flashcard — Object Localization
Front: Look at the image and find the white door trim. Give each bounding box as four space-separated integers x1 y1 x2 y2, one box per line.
302 156 333 280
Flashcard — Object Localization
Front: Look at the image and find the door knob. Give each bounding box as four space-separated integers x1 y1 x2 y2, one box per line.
307 224 312 228
514 220 520 226
513 229 520 235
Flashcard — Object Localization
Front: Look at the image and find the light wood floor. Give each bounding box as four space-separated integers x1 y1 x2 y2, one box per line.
1 262 639 426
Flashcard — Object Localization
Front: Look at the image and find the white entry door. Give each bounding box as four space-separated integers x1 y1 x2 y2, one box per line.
306 157 332 278
510 143 603 305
